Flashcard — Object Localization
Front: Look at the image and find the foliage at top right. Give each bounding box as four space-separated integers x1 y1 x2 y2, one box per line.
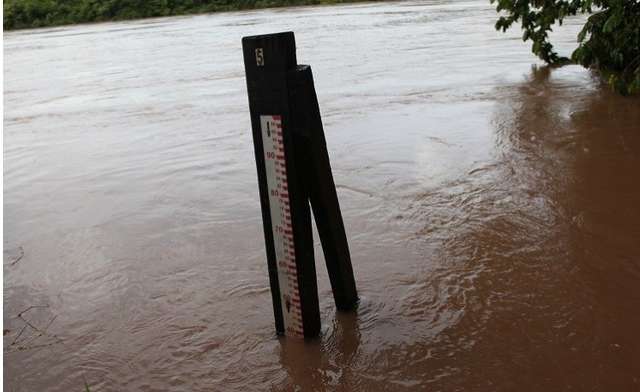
492 0 640 95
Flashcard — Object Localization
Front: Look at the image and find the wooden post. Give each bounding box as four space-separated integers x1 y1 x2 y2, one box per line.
242 32 357 339
288 66 358 311
242 32 320 338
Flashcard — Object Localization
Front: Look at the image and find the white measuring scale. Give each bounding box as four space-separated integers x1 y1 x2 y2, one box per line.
260 114 304 337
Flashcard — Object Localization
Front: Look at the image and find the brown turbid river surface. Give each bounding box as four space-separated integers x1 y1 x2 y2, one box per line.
4 1 640 390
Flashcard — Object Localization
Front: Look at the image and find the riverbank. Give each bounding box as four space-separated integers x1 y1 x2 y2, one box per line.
3 0 378 30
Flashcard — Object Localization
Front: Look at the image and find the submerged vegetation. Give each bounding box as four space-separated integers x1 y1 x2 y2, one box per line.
492 0 640 95
3 0 365 30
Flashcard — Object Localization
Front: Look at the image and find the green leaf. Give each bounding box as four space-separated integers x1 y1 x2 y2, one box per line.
603 13 620 33
577 24 589 42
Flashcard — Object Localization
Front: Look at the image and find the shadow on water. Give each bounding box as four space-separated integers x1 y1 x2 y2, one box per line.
277 310 362 391
403 65 640 391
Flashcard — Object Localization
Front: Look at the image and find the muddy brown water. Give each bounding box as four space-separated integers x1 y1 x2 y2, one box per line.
4 1 640 391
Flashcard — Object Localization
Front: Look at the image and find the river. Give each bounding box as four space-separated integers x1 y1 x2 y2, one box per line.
4 1 640 391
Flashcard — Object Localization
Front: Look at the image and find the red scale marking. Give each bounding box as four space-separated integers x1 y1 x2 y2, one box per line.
262 115 304 338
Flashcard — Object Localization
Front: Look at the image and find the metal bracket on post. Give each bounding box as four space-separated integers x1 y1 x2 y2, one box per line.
242 32 357 339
